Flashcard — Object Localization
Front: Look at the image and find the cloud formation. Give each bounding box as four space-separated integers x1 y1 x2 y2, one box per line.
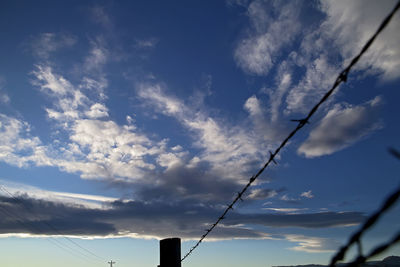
234 0 400 116
29 33 77 60
0 2 397 253
0 77 10 104
285 234 341 253
0 114 44 168
0 193 364 241
320 0 400 81
137 82 273 181
300 190 314 199
234 1 301 75
298 96 383 158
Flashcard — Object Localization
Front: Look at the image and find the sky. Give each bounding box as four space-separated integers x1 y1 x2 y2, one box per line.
0 0 400 266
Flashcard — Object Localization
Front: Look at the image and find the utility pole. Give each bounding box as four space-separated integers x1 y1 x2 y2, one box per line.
108 260 116 267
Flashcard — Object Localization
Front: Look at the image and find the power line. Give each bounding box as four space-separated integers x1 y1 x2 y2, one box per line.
0 185 105 263
0 197 97 264
181 0 400 262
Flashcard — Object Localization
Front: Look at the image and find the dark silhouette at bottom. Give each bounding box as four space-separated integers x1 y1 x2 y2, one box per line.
159 238 181 267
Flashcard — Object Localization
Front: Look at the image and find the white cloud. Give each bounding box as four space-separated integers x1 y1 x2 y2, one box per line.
65 118 159 179
244 93 290 143
137 83 184 116
0 93 9 104
7 64 185 181
137 82 271 180
32 65 74 96
285 54 340 114
85 103 109 119
0 179 119 209
33 65 91 124
285 234 340 253
283 0 400 115
320 0 400 81
263 208 308 213
0 76 10 104
80 76 108 100
248 188 277 200
298 96 383 158
234 1 302 75
156 152 187 170
84 38 108 73
235 0 399 120
0 114 47 168
135 38 159 49
235 34 275 75
90 6 113 30
300 190 314 199
267 62 292 122
30 33 77 59
280 194 300 203
244 95 263 116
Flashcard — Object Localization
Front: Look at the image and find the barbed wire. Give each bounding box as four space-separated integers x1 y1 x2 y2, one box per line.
181 0 400 262
329 148 400 266
344 231 400 267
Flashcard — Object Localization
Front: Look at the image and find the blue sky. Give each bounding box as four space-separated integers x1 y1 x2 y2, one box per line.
0 0 400 266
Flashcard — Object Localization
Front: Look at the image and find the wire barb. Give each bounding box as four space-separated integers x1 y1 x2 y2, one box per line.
290 118 309 127
388 147 400 160
269 151 278 165
338 70 349 83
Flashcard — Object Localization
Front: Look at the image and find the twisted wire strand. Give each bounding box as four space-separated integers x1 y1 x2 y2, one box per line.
343 231 400 267
181 0 400 262
329 149 400 266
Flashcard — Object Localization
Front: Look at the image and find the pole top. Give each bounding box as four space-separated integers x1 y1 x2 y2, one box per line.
159 237 181 267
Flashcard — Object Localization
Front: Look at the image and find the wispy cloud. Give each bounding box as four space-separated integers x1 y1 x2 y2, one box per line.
234 1 302 75
1 1 395 250
248 188 278 200
285 234 340 253
28 32 77 60
89 6 113 30
0 114 44 168
0 76 10 104
134 38 159 49
320 0 400 81
263 208 308 213
234 0 399 127
300 190 314 199
83 37 109 74
244 93 290 143
0 180 118 209
137 82 272 181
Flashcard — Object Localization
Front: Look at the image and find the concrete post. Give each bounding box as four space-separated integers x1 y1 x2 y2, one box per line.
159 238 181 267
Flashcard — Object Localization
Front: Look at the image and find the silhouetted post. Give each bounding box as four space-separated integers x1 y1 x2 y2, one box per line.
108 260 116 267
159 238 181 267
